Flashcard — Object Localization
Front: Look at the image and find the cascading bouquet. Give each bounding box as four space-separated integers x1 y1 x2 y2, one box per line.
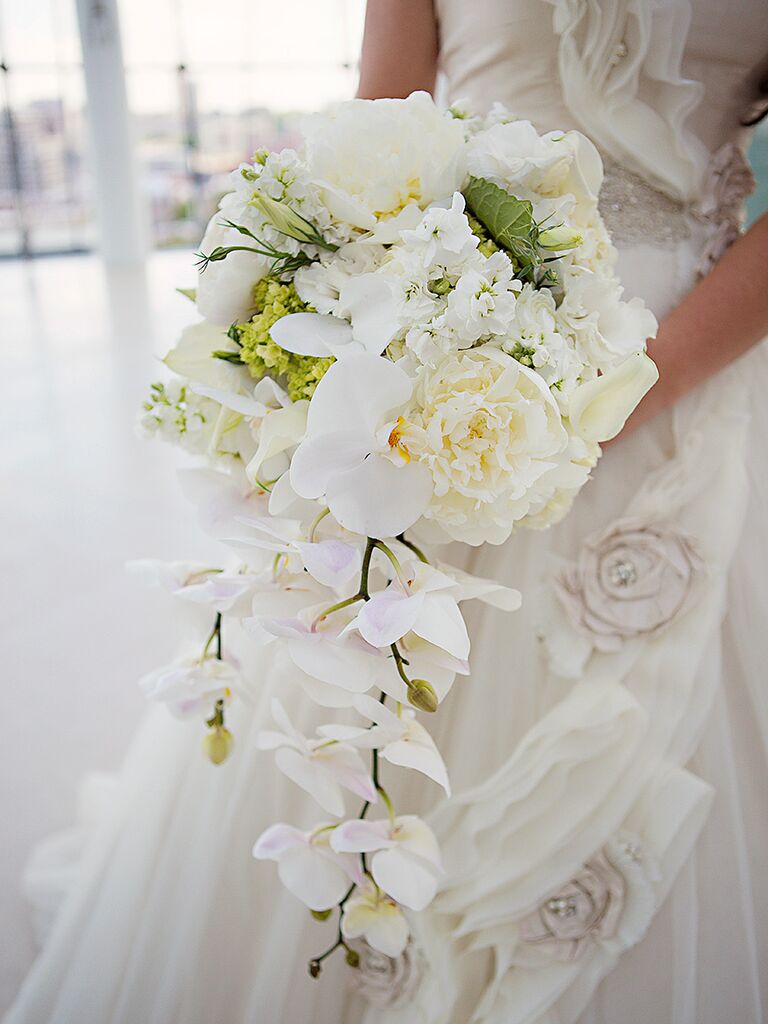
137 92 658 977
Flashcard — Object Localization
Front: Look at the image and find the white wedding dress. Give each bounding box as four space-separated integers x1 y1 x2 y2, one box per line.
6 2 768 1022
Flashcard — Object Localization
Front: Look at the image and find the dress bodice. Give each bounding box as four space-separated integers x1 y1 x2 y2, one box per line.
435 0 767 197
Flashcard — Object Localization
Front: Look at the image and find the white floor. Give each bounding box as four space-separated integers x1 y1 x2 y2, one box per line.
0 251 217 1012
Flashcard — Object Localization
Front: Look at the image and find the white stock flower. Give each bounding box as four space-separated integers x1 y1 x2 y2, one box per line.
303 92 466 230
257 699 376 817
400 192 479 270
253 823 359 911
341 880 410 958
332 815 442 911
443 251 522 343
139 655 239 719
290 353 433 538
406 347 569 545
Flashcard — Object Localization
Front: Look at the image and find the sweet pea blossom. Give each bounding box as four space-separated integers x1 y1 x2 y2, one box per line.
290 352 433 538
253 823 360 911
331 815 442 911
340 880 410 958
257 699 376 817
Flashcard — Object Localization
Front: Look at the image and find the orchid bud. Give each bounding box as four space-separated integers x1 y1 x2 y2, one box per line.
538 225 582 251
345 948 361 969
204 725 233 765
408 679 439 713
308 959 322 979
310 908 333 922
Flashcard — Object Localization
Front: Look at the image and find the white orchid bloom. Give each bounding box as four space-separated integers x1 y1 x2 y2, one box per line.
436 563 523 612
340 879 410 958
139 655 239 719
177 467 271 540
290 353 433 538
257 699 376 817
320 694 450 795
253 823 360 912
569 351 659 443
348 562 470 663
129 559 265 614
256 617 382 697
269 269 401 361
332 814 442 911
233 514 362 588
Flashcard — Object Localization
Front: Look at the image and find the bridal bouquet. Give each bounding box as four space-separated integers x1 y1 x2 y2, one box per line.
137 93 657 975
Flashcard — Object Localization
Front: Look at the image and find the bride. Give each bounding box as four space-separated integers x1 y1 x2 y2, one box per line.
6 1 768 1022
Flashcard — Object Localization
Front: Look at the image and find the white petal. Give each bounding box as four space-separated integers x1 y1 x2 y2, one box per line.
569 352 659 443
269 311 353 357
353 590 423 648
382 732 451 796
190 383 267 418
246 401 309 486
275 747 346 817
289 432 371 500
362 905 410 957
443 565 523 611
338 273 401 356
392 815 442 868
364 203 424 243
327 456 433 538
412 592 470 661
164 321 241 387
288 637 380 694
294 540 362 588
305 352 413 438
372 847 439 911
278 844 351 910
331 818 392 854
319 745 378 803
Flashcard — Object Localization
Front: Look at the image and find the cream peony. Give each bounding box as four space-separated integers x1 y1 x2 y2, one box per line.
406 348 569 544
302 92 466 231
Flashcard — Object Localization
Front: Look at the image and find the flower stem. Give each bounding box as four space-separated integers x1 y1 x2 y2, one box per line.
396 532 429 564
311 594 364 630
308 506 331 543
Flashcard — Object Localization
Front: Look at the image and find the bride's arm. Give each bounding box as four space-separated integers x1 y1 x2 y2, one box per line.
357 0 439 99
622 210 768 434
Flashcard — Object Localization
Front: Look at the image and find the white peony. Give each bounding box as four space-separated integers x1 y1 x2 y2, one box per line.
466 120 603 206
406 347 569 544
556 270 658 370
302 92 467 231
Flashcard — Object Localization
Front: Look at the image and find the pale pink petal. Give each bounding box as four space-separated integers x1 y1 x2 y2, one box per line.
331 818 392 854
252 823 305 860
295 540 362 588
354 590 423 648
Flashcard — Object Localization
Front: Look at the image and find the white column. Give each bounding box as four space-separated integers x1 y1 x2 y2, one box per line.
75 0 146 265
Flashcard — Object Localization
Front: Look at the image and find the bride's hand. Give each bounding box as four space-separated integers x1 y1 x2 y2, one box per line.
616 210 768 437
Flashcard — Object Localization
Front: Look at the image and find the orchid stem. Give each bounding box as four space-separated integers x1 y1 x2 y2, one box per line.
396 532 429 564
308 506 331 543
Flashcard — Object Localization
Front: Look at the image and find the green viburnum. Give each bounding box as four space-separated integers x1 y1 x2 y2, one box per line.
236 277 334 401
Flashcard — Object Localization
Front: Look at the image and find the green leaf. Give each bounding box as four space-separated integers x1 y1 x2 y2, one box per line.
463 177 535 252
175 286 196 302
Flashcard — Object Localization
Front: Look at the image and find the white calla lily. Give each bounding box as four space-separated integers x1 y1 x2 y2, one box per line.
569 351 659 443
290 353 433 538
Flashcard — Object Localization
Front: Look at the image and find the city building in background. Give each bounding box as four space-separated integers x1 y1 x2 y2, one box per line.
0 0 766 260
